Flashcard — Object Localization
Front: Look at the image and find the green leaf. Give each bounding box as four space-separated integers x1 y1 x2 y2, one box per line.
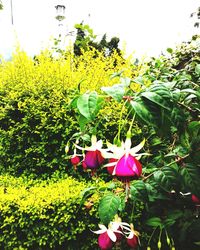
130 100 153 125
79 187 97 208
120 77 131 87
163 218 176 227
133 76 144 85
153 166 178 192
77 93 91 120
77 91 102 120
78 115 88 131
98 194 121 224
195 64 200 75
141 92 170 110
167 48 173 54
80 134 91 142
167 209 183 220
101 83 127 102
180 164 200 193
130 180 148 202
188 121 200 137
110 71 124 79
146 217 162 227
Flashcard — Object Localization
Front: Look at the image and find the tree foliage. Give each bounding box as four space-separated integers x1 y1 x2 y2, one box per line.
73 22 121 56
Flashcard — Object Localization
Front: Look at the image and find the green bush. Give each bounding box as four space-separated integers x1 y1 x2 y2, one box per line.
0 49 137 177
0 174 108 249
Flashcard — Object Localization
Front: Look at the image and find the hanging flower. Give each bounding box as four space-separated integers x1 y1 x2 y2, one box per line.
75 135 104 169
192 194 200 205
93 216 132 249
82 160 87 170
126 223 140 249
98 231 113 250
102 137 146 179
107 158 117 174
70 155 81 165
93 224 118 250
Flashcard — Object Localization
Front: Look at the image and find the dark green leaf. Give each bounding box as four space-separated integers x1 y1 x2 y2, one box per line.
180 164 200 193
130 100 153 125
154 166 178 192
141 92 170 110
98 194 121 224
146 217 162 227
163 218 176 227
195 64 200 75
130 180 148 202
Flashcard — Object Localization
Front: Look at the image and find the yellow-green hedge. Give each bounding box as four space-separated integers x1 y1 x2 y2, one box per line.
0 174 107 249
0 48 142 177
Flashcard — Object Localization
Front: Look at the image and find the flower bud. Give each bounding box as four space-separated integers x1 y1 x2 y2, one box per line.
126 130 132 139
192 194 200 204
65 144 69 154
167 237 170 245
147 247 151 250
157 241 161 249
71 155 80 165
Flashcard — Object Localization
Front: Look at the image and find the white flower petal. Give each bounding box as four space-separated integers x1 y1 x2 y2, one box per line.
104 162 117 167
125 137 132 151
110 222 120 231
127 231 134 239
92 229 106 234
75 144 89 151
92 224 107 234
96 140 103 150
112 165 117 175
107 229 117 242
130 139 145 155
101 151 115 159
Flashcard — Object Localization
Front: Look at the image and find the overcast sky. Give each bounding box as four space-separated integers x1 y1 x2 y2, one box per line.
0 0 199 59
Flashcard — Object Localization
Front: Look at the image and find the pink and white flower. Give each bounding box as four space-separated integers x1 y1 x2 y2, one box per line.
102 137 146 178
75 135 104 169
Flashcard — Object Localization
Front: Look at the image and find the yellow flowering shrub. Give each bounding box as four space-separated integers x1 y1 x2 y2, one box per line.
0 174 108 249
0 47 143 177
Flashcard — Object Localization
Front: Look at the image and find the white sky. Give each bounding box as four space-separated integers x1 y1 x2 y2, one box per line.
0 0 199 59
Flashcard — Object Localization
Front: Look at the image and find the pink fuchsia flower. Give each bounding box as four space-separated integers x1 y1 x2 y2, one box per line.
84 150 104 169
126 223 140 249
102 138 146 179
82 161 87 170
93 224 118 250
192 194 200 204
93 216 132 249
70 155 81 165
75 135 104 169
98 232 113 250
107 159 117 174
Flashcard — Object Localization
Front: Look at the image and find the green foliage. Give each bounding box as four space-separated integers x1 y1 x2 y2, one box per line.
73 22 121 57
0 34 200 250
0 174 107 249
0 49 133 177
69 36 200 249
98 193 121 224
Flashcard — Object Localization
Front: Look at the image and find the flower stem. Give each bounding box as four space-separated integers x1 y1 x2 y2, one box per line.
117 99 128 141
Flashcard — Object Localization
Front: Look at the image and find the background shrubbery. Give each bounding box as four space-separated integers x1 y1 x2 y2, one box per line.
0 48 138 177
0 35 199 249
0 174 110 249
